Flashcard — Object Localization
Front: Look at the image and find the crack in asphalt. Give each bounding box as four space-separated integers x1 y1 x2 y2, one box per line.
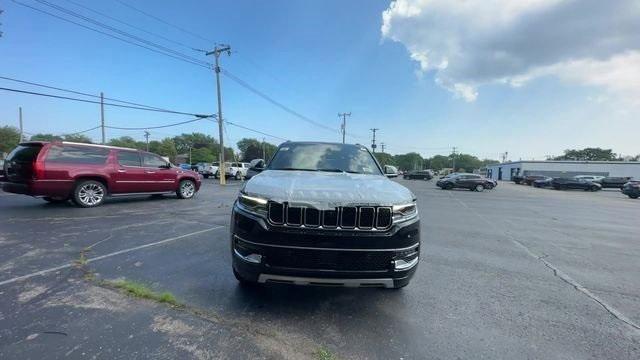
447 191 640 333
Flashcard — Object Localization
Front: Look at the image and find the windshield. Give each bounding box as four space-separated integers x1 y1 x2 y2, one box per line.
267 143 382 175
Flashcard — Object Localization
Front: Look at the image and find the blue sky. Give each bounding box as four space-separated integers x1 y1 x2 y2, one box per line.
1 0 638 160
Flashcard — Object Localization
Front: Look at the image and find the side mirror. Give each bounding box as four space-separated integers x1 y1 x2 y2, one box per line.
249 159 265 172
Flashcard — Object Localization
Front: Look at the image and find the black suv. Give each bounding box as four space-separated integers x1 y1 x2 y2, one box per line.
230 142 420 289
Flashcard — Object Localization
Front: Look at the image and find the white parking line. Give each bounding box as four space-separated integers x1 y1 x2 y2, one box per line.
0 226 225 287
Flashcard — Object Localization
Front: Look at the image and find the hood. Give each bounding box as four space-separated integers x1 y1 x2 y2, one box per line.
243 170 415 210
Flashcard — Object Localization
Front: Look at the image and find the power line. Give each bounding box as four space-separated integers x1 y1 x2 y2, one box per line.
105 117 207 130
61 0 200 52
221 69 338 134
32 0 210 67
0 86 212 117
0 75 180 111
11 0 211 69
113 0 215 44
207 118 288 142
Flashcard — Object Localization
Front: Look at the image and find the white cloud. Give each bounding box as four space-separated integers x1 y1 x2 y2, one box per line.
381 0 640 102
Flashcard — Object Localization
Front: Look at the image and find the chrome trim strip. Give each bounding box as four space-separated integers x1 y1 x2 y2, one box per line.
233 248 262 264
393 256 419 271
110 191 174 197
114 180 175 183
234 235 419 252
257 274 394 288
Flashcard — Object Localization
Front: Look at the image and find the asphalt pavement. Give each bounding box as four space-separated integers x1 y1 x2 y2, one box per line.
0 178 639 359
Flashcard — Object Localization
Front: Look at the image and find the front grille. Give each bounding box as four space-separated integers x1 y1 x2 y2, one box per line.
267 201 392 231
264 247 393 271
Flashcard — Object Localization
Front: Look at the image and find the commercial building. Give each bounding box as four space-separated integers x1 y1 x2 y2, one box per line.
485 160 640 181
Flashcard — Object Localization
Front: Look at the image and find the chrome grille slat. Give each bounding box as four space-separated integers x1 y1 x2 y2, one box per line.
267 202 392 231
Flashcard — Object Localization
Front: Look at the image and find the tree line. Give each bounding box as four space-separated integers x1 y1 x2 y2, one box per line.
1 125 637 170
0 125 279 164
374 152 499 172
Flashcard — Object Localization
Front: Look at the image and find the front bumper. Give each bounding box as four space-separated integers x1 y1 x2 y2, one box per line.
230 203 421 288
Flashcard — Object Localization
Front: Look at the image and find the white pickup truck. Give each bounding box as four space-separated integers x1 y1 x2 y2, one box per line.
214 162 251 180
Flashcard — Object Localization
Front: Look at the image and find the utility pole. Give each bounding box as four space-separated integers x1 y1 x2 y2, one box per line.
338 112 351 144
144 130 150 151
370 128 379 153
380 143 385 153
262 137 266 159
451 146 457 171
189 145 193 164
206 44 231 185
100 92 105 144
18 107 23 142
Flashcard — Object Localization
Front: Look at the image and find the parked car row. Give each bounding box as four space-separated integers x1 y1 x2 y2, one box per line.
403 170 433 180
515 174 638 199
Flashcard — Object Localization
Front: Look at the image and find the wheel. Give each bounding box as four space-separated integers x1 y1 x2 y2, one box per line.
474 184 485 192
235 172 242 180
629 194 639 199
590 186 600 192
233 268 256 286
444 183 454 190
203 174 210 179
177 179 196 199
214 171 219 179
73 180 106 208
43 196 68 204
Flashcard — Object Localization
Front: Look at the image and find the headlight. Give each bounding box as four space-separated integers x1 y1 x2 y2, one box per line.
392 202 418 223
237 193 268 217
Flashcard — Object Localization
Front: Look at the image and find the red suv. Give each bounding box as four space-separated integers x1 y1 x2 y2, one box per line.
2 141 201 207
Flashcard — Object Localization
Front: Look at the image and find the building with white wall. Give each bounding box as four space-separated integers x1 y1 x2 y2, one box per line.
485 161 640 181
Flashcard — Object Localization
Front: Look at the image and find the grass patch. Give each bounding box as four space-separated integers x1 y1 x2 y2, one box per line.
107 279 181 307
315 347 336 360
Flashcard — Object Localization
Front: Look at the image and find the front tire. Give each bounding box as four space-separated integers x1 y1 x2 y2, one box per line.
203 174 210 179
235 172 242 180
444 183 454 190
629 194 639 199
177 179 196 199
474 184 485 192
73 180 106 208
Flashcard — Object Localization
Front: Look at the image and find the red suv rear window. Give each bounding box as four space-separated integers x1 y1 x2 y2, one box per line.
46 145 110 164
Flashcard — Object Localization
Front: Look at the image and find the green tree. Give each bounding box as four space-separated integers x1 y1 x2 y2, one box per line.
0 126 21 155
108 136 145 150
553 147 618 161
393 152 424 171
63 134 93 143
236 138 278 162
30 133 63 142
190 147 214 163
424 155 451 171
374 152 395 166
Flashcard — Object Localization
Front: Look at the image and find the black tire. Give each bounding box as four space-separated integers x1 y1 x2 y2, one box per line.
203 174 210 179
177 179 196 199
590 186 600 192
474 184 485 192
73 180 106 208
629 194 639 199
444 183 454 190
43 196 68 204
235 172 242 180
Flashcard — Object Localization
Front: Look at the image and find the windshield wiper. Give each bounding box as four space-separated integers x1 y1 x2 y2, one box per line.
318 168 360 174
272 167 318 171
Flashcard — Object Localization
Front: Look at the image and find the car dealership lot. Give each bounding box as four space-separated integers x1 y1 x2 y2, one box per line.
0 179 639 359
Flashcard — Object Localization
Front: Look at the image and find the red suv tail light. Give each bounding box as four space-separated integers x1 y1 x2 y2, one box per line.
33 158 45 179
